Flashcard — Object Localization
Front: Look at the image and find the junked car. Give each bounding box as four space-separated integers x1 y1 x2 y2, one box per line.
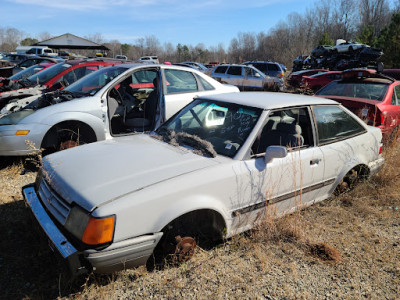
23 92 384 274
316 69 400 142
301 71 342 92
0 59 121 109
242 61 286 91
211 64 278 91
0 64 238 156
5 62 55 81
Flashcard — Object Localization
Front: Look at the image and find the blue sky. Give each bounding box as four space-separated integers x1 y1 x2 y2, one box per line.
0 0 350 48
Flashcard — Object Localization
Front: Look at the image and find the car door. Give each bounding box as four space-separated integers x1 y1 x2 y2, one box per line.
162 68 229 120
230 107 325 232
311 105 371 198
243 66 264 90
225 66 244 89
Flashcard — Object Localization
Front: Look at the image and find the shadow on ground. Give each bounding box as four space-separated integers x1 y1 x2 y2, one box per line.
0 198 86 299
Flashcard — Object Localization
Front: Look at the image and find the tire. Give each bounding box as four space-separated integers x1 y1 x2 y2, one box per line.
147 210 224 270
42 121 96 154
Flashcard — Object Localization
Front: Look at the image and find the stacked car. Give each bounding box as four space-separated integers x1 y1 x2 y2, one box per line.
293 40 383 71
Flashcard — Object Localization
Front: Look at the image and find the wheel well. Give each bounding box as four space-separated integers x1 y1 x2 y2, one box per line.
41 120 97 149
335 164 370 194
161 209 226 246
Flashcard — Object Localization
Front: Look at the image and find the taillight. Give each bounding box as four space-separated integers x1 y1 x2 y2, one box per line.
379 145 383 154
278 72 284 78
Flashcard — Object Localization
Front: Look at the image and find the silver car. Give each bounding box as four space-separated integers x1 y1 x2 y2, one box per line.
0 64 238 156
211 64 276 91
24 92 383 274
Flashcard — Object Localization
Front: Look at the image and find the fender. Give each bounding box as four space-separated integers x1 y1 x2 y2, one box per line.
39 111 106 141
152 194 231 237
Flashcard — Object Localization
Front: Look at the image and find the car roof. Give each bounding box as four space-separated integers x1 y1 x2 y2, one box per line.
196 92 338 110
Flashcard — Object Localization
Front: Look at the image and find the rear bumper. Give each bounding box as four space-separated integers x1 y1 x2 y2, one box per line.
23 184 163 274
368 155 385 176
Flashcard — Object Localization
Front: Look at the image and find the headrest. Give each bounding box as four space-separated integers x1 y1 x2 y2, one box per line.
277 122 302 135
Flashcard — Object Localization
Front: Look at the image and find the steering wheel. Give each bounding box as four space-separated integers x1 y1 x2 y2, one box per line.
110 87 123 104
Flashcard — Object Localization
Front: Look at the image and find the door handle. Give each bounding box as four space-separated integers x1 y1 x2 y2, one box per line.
310 158 321 165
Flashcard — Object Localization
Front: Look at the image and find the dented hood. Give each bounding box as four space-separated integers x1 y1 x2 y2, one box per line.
42 134 219 212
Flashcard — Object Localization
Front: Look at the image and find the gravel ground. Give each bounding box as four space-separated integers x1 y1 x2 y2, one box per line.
0 155 399 299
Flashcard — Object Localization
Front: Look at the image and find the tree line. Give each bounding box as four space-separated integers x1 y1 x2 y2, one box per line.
1 0 399 68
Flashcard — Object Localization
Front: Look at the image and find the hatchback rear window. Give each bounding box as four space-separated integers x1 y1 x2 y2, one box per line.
316 81 389 101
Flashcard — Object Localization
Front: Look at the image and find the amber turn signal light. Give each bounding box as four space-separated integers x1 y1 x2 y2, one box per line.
15 130 30 136
82 215 115 245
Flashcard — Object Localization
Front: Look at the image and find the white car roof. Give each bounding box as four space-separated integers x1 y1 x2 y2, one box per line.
196 92 338 110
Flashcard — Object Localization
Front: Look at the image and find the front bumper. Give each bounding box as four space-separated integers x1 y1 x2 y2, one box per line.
23 185 85 275
0 123 49 156
23 185 163 274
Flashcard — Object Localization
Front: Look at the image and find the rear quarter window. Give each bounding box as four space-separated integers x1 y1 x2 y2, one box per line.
313 105 366 144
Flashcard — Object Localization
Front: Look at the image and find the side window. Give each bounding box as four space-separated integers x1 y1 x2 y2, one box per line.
313 105 366 144
196 74 215 91
227 66 242 76
74 65 99 81
391 85 400 105
214 66 228 74
164 69 198 94
252 107 313 155
267 63 280 71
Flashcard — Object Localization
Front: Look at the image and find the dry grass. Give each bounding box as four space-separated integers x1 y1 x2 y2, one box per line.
0 144 400 299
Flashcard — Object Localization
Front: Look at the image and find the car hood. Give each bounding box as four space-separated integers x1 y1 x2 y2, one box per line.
43 134 220 212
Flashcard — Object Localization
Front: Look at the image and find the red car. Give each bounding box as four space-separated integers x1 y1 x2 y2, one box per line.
288 69 328 87
301 71 342 92
316 69 400 142
0 59 122 109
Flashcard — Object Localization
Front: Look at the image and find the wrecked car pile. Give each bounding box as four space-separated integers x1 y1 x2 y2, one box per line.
293 41 383 71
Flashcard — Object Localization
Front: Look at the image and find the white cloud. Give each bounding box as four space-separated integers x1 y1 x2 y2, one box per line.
7 0 285 12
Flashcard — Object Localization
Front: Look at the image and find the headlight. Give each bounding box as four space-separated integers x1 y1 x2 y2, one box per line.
65 205 115 245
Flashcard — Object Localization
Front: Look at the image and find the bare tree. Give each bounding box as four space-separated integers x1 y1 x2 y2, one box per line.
37 31 52 42
358 0 391 36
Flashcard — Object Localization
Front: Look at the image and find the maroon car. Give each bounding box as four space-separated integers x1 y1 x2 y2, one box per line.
288 69 328 87
301 71 342 92
316 69 400 142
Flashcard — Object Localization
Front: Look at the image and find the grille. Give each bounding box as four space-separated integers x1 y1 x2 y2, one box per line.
38 177 71 225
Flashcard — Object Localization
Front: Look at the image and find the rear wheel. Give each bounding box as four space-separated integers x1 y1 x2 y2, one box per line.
334 166 369 195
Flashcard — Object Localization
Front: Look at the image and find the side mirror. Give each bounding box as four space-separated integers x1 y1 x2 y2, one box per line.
264 146 287 163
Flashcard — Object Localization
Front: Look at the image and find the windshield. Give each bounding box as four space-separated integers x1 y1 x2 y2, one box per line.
316 81 389 101
65 66 129 95
27 62 71 85
9 64 48 81
157 99 262 158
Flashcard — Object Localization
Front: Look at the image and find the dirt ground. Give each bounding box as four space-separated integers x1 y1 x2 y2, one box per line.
0 145 399 299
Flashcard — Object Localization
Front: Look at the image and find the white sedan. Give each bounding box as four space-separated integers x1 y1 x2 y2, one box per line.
23 92 384 274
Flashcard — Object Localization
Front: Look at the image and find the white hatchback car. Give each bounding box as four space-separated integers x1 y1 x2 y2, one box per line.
24 92 384 274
